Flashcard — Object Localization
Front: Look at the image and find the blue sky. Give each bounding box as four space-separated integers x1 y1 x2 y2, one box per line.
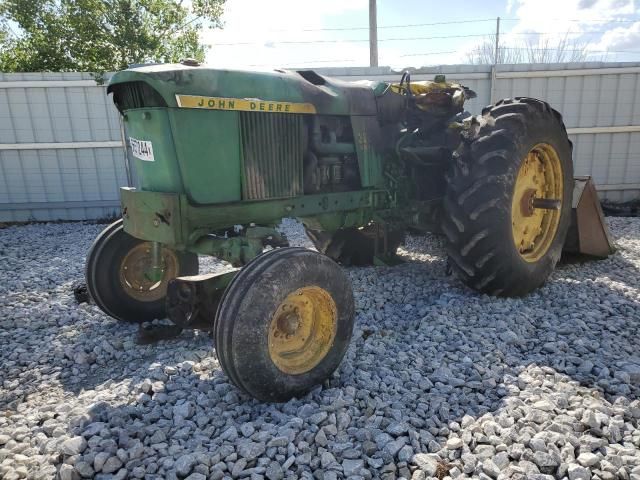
202 0 640 68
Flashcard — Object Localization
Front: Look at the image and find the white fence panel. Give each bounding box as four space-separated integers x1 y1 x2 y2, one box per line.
0 63 639 221
0 72 125 222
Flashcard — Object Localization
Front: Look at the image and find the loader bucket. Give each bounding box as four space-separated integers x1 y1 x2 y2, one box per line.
563 176 615 258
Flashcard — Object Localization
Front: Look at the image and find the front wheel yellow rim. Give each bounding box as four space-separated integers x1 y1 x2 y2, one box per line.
119 243 178 302
268 286 337 375
511 143 564 263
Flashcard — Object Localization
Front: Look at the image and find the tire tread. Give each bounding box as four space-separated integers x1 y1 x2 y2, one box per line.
442 98 573 297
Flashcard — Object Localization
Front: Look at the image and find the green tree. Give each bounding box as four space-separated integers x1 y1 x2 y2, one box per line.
0 0 225 73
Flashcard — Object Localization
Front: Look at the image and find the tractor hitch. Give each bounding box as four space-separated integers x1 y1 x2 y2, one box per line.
166 270 237 330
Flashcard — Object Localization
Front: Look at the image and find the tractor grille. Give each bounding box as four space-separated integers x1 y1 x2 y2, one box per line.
240 112 304 200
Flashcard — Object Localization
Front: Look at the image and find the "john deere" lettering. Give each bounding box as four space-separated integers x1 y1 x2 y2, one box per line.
175 95 316 114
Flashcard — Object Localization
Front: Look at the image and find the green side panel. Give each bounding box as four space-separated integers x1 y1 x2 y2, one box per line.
121 187 183 245
124 109 183 193
239 112 303 200
120 187 391 247
351 115 384 188
169 109 242 204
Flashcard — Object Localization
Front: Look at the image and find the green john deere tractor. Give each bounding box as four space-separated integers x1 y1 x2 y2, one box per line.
86 61 613 401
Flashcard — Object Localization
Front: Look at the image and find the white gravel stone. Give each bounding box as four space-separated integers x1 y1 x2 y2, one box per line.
58 464 75 480
482 459 501 478
446 437 463 449
0 218 638 479
577 452 601 467
413 453 439 476
568 463 592 480
60 436 87 456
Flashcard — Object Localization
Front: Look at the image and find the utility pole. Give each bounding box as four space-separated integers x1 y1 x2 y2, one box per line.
490 17 500 104
369 0 378 67
494 16 501 65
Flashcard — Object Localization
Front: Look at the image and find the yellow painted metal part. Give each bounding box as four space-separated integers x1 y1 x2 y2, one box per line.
511 143 564 262
268 286 337 375
388 80 452 95
119 243 178 302
388 80 467 111
175 95 317 114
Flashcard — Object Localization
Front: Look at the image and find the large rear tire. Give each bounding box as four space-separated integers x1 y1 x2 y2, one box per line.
85 221 198 322
215 247 354 402
442 97 573 296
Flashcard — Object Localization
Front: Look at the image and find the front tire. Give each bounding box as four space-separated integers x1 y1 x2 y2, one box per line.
442 97 573 296
85 218 123 306
215 247 355 402
85 221 198 322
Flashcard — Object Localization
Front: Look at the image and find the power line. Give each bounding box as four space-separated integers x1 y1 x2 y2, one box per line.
509 30 615 35
236 45 640 67
167 15 203 36
232 17 640 34
212 29 633 47
400 51 458 57
213 33 492 46
248 51 463 66
401 47 640 58
501 17 640 24
269 18 497 33
501 47 640 54
217 16 640 37
248 59 356 67
3 19 21 38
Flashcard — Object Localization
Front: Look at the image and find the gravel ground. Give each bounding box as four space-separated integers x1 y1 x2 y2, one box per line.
0 217 639 480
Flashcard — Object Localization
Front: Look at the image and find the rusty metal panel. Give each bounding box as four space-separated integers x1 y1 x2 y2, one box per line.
564 177 615 257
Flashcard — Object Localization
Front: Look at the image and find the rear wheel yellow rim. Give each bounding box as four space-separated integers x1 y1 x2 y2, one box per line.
511 143 563 262
268 286 337 375
119 243 178 302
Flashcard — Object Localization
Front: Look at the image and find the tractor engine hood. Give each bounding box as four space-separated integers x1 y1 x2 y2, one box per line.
107 63 382 116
